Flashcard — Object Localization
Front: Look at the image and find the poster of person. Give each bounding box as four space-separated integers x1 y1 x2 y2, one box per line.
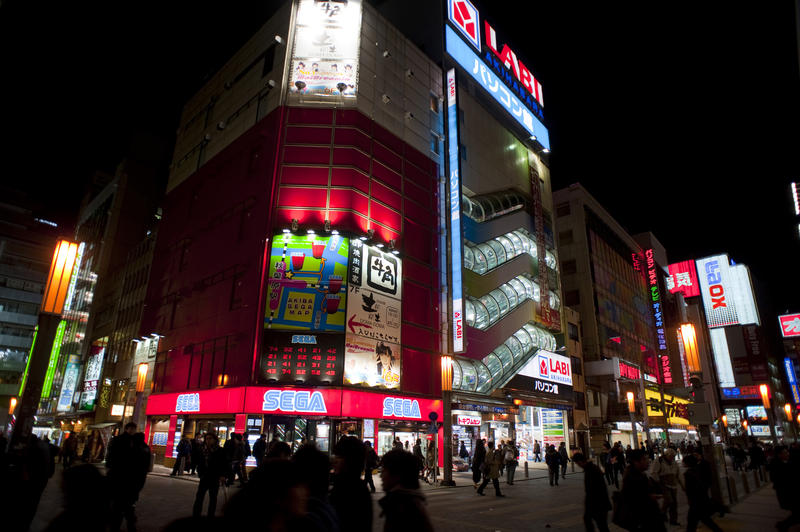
265 233 349 332
345 286 401 344
288 0 362 99
344 333 401 389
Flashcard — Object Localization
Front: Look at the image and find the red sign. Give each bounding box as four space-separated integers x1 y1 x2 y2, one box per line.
484 21 544 106
666 261 700 298
448 0 480 49
145 387 246 416
779 313 800 338
244 387 343 417
341 390 443 421
618 361 641 380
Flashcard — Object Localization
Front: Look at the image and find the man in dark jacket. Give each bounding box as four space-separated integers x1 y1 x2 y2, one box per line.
193 433 229 518
620 449 664 532
770 445 800 532
379 449 434 532
107 422 148 531
684 454 723 532
574 452 610 532
170 434 191 476
364 440 379 493
252 433 267 468
471 439 485 489
330 437 372 532
545 444 562 486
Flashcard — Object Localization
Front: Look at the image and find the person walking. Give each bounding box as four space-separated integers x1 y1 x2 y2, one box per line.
62 434 78 469
558 442 570 479
413 438 425 479
378 449 434 532
227 433 246 487
189 434 203 475
684 454 723 532
364 440 378 493
170 434 192 476
649 448 683 526
106 422 148 531
498 440 505 476
424 441 436 484
574 452 611 532
619 449 664 532
770 445 800 532
476 441 504 497
599 442 613 486
330 437 372 532
471 439 486 489
610 443 625 489
504 440 518 485
545 444 561 486
240 433 252 482
252 433 267 469
459 441 469 462
393 437 403 451
533 439 542 462
193 432 229 518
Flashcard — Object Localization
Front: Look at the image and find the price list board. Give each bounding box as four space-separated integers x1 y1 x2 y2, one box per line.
260 332 344 385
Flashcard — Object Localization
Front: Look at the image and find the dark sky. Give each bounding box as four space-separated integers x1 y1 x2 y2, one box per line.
2 1 799 339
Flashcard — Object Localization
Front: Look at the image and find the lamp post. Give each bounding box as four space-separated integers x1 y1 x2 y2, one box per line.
626 391 639 449
441 355 455 486
11 240 79 447
759 384 776 444
783 403 796 442
721 414 728 443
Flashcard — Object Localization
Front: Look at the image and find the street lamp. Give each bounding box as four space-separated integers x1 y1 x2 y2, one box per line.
759 384 777 444
784 403 792 420
626 391 639 449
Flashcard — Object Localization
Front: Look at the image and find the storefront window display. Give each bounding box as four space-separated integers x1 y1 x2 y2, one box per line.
515 406 569 459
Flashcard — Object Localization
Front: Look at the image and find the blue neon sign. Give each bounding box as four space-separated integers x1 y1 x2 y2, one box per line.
446 25 550 150
446 68 464 353
785 357 800 405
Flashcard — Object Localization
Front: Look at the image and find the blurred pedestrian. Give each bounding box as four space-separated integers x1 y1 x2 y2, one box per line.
330 437 372 532
252 433 267 468
504 440 518 485
684 454 722 532
45 463 110 532
267 440 292 460
413 438 424 479
193 432 229 518
558 442 570 479
477 441 504 496
241 433 251 482
190 434 203 475
574 452 610 532
471 439 485 489
378 449 434 532
649 448 683 526
107 422 148 531
292 444 340 531
364 440 378 493
62 433 78 469
533 439 542 462
600 442 613 486
620 448 664 532
545 444 561 486
770 445 800 532
170 434 191 476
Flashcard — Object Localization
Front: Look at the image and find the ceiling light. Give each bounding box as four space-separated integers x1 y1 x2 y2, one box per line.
307 229 315 234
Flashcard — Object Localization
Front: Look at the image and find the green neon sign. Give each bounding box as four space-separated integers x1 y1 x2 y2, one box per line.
41 320 67 398
17 325 38 397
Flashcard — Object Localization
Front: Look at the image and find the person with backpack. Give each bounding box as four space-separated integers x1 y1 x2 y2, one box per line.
476 441 504 497
170 434 192 476
649 448 684 526
504 440 519 485
545 444 562 486
364 440 379 493
471 439 486 489
533 439 542 462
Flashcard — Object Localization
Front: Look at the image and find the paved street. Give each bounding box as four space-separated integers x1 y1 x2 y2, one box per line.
28 460 799 531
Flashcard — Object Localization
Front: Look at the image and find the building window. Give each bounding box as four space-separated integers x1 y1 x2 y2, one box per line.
430 93 439 113
568 322 580 341
564 290 580 306
571 356 582 375
562 259 577 275
558 230 573 245
556 202 571 217
576 391 586 410
430 133 440 155
592 390 600 406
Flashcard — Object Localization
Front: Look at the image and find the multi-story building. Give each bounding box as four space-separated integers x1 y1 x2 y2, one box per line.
0 189 60 429
140 0 571 468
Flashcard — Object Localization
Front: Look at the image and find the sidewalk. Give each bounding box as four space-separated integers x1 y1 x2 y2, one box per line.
712 482 799 532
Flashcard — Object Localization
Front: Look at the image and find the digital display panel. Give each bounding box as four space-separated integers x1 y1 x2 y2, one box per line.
260 332 344 385
745 405 767 422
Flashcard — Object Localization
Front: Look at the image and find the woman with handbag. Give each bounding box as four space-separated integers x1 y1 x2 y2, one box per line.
471 439 486 489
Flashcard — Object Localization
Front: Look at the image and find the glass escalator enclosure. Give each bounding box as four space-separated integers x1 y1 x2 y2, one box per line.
507 277 527 304
475 360 494 393
452 359 463 390
464 299 476 328
505 231 524 256
513 328 533 353
546 251 557 270
463 245 475 271
499 282 519 308
489 289 510 318
476 243 497 270
470 245 488 274
496 235 516 260
461 362 478 391
504 335 524 363
549 291 561 312
494 344 514 372
487 239 507 264
478 293 500 326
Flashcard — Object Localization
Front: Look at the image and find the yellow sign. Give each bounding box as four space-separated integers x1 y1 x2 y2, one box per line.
645 389 690 425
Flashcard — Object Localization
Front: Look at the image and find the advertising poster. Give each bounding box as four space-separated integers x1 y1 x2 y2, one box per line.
56 355 82 412
260 332 344 385
266 233 349 332
345 287 401 344
540 408 566 448
288 0 362 99
343 334 401 389
79 345 105 411
348 241 402 299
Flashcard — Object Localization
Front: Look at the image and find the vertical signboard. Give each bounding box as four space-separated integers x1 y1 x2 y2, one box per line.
79 343 106 410
446 68 464 353
784 357 800 405
540 408 566 448
644 249 671 384
265 233 349 332
779 313 800 338
288 0 362 100
709 328 736 387
56 355 82 412
41 320 67 398
696 254 759 329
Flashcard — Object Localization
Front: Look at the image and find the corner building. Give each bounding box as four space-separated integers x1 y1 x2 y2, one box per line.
142 0 447 463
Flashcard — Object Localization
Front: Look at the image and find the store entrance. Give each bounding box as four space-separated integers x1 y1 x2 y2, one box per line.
377 420 430 457
193 419 235 445
267 416 331 452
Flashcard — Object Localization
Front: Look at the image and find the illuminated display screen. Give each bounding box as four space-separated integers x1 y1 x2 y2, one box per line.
260 332 344 385
666 260 700 298
745 405 767 422
696 254 759 329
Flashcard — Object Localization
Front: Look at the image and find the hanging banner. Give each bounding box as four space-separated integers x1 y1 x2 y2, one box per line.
56 355 82 412
265 233 349 332
343 334 401 389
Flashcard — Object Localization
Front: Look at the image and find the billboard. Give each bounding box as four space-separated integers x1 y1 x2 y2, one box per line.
779 313 800 338
446 68 464 353
745 405 767 422
665 260 700 298
348 241 402 299
56 355 81 412
519 350 573 386
346 288 401 344
260 332 344 385
288 0 362 100
79 343 106 410
695 254 759 329
785 357 800 404
645 388 689 425
709 328 736 387
265 233 349 332
343 334 401 389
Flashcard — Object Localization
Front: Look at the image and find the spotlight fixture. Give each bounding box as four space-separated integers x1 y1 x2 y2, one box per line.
291 219 299 231
331 229 339 235
274 35 285 45
307 229 315 235
324 219 331 233
529 135 537 141
391 249 400 255
542 148 550 154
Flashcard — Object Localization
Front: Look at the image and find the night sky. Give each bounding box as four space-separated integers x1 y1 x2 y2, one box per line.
2 1 798 343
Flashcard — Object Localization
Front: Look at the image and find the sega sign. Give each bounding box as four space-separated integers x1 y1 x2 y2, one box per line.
262 389 327 414
530 351 572 386
448 0 480 50
445 25 550 149
176 393 200 413
382 397 422 419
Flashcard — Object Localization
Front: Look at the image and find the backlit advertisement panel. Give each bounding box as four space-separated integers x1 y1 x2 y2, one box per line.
695 254 759 328
79 344 106 410
56 355 81 412
709 328 736 387
785 357 800 404
345 288 401 344
665 260 700 298
446 68 464 353
343 333 401 389
779 313 800 338
519 350 573 386
645 388 689 425
265 233 348 332
259 332 343 385
348 241 402 300
288 0 361 100
445 25 550 149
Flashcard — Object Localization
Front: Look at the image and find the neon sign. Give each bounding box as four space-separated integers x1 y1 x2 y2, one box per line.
644 249 671 384
447 68 464 353
262 389 327 414
785 357 800 404
382 397 422 419
619 361 640 380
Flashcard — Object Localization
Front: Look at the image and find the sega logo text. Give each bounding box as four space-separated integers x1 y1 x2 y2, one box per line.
176 393 200 413
262 390 327 414
382 397 422 419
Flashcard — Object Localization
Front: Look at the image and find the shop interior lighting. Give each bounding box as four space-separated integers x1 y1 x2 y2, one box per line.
376 243 384 248
282 228 291 234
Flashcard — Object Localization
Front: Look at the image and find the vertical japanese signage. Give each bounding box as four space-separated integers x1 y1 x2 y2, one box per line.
784 357 800 404
665 260 700 298
265 233 349 332
41 319 67 398
79 343 106 410
644 249 671 384
56 355 81 412
288 0 362 100
345 241 402 389
446 68 464 353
